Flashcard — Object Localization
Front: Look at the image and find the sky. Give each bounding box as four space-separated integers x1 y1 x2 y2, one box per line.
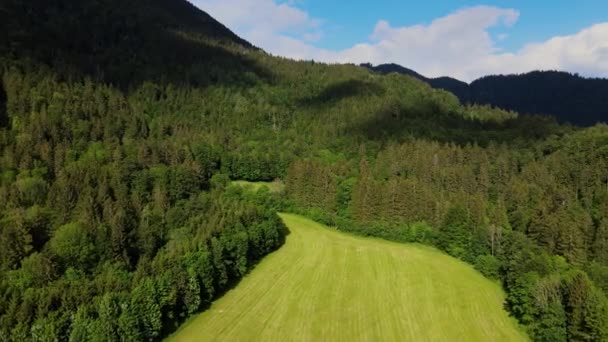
191 0 608 82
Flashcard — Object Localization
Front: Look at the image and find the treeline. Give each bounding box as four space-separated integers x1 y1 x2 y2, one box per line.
468 71 608 126
1 1 607 340
286 128 608 340
0 66 288 340
0 57 591 341
0 185 286 340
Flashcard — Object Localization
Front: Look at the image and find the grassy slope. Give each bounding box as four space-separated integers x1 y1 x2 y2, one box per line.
231 180 285 193
169 214 527 341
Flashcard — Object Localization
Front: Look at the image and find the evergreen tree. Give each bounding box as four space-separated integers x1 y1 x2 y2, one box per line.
437 205 472 260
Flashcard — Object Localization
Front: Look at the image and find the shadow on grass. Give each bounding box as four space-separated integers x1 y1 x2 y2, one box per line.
162 215 290 339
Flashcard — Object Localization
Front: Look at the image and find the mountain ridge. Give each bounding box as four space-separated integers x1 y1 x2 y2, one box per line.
1 1 608 341
363 63 608 126
0 0 258 88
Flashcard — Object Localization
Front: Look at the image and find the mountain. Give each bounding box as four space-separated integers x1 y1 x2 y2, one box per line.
1 1 608 341
360 63 427 80
364 64 608 126
0 0 257 88
361 63 471 102
469 71 608 126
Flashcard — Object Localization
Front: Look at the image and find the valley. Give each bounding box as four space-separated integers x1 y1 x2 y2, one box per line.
170 214 527 342
1 1 607 341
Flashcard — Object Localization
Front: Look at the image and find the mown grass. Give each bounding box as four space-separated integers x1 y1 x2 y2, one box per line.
169 213 527 342
231 180 285 193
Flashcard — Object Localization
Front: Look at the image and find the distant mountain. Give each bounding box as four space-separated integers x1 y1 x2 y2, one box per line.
3 1 608 341
361 63 428 80
364 64 608 126
469 72 608 126
361 63 470 101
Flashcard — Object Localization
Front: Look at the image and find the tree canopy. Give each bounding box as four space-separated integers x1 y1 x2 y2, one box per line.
0 0 607 340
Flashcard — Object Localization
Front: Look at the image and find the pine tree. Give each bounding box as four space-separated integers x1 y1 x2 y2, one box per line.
350 158 379 222
0 210 32 270
437 205 472 260
593 219 608 264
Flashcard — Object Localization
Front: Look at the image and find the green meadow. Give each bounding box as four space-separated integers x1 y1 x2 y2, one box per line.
231 180 285 193
169 213 527 342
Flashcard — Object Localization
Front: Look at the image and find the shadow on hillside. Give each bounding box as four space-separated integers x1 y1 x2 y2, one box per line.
3 0 273 92
0 82 7 128
299 79 385 107
352 104 565 146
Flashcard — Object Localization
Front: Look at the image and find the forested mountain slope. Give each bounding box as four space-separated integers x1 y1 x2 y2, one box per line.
362 63 472 102
0 0 256 88
0 0 607 341
365 64 608 126
469 72 608 126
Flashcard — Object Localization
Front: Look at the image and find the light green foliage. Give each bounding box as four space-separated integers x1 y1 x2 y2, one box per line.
462 104 518 122
231 180 285 193
475 254 501 280
48 223 95 269
15 169 48 206
0 0 607 339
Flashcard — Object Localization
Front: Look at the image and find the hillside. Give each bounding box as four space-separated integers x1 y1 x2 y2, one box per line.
0 0 256 88
361 63 471 101
171 214 527 342
365 64 608 126
470 72 608 126
0 1 608 341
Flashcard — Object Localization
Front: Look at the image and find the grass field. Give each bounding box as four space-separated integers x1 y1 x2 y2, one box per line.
169 213 527 342
231 180 285 193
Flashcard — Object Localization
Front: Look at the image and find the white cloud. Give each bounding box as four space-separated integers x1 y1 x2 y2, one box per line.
190 0 321 45
302 31 323 42
191 1 608 82
326 6 520 80
483 23 608 80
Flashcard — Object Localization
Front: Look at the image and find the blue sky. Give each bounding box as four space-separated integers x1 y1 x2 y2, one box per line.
302 0 608 52
192 0 608 81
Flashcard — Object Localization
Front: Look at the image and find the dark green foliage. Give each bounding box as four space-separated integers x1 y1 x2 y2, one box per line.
0 211 33 271
284 127 608 340
366 64 608 126
475 255 501 280
469 72 608 126
585 262 608 294
535 297 568 342
0 20 287 337
0 186 286 340
0 81 7 128
437 205 473 260
0 0 607 340
0 0 259 90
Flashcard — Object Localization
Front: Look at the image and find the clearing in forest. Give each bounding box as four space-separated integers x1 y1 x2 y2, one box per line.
231 180 285 193
169 213 527 341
